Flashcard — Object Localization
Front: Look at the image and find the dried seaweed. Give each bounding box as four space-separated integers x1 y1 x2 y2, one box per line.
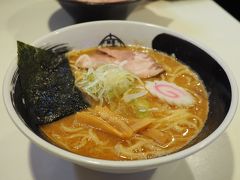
17 41 89 124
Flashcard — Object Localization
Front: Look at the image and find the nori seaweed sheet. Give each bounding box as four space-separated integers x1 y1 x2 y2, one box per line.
17 41 89 125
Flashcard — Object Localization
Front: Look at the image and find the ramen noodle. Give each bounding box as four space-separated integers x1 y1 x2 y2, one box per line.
40 46 209 160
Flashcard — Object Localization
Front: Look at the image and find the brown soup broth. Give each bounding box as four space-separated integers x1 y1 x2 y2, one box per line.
40 46 209 160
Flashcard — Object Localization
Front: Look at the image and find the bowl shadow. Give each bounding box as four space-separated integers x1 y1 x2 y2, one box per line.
48 8 75 31
127 1 173 27
28 133 233 180
47 1 174 32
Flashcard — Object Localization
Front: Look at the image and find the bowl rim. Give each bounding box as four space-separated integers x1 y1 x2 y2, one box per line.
3 20 238 170
58 0 141 6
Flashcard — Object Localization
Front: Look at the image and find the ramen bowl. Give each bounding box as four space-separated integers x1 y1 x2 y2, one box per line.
57 0 141 22
3 21 238 173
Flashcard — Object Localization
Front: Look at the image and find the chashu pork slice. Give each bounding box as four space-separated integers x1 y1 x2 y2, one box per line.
75 47 164 79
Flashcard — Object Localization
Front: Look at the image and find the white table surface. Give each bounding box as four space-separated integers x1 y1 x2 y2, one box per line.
1 0 240 179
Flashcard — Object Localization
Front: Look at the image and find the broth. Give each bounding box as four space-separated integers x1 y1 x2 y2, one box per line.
40 46 209 160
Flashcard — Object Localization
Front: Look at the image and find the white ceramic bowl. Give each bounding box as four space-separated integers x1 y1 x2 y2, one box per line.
3 21 238 173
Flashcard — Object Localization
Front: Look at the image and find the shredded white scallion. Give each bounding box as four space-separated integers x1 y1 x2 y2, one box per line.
123 90 148 103
76 64 143 105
